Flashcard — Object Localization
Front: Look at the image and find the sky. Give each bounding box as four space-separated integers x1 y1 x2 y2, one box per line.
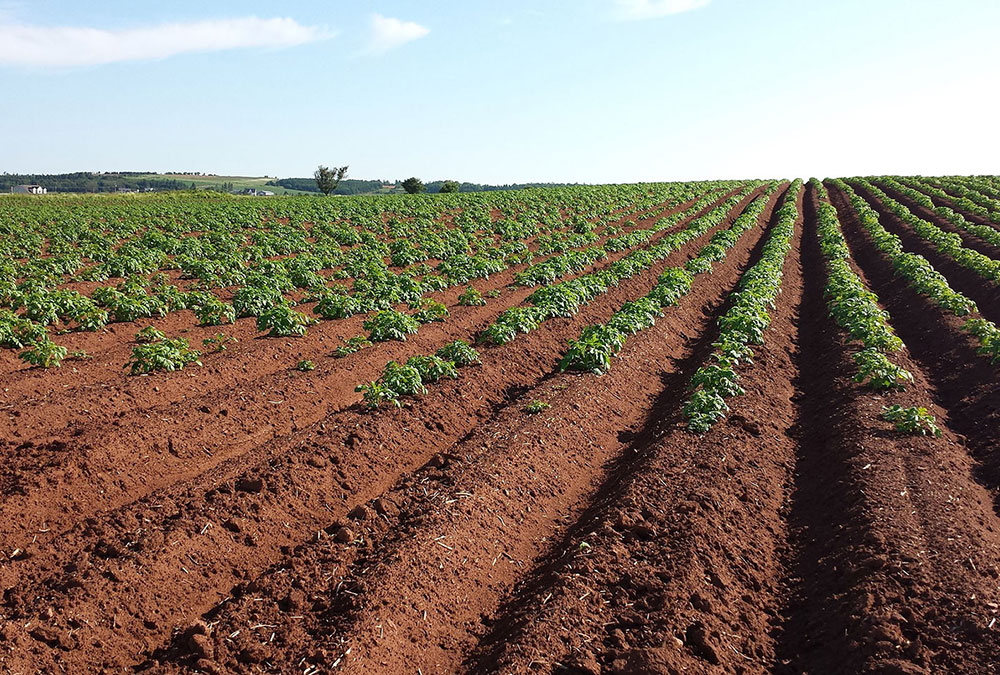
1 0 999 184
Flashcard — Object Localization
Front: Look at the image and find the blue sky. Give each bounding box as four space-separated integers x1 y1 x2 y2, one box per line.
2 0 999 183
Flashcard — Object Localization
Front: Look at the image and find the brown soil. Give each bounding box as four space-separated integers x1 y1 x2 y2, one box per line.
878 181 1000 261
850 182 1000 323
0 187 764 672
928 183 1000 232
0 190 732 559
4 182 1000 674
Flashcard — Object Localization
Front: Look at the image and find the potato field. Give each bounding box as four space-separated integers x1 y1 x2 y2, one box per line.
2 177 1000 673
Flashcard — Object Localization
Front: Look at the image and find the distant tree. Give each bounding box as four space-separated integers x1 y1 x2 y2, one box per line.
402 177 425 194
315 165 349 195
438 180 460 194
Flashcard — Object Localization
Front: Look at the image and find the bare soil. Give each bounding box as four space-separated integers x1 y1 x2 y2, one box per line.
3 183 1000 674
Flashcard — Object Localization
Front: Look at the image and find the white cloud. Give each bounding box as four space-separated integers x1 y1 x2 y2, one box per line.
0 16 331 67
614 0 710 20
367 14 429 54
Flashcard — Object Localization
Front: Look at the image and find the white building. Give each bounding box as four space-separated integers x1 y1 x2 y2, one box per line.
12 184 47 194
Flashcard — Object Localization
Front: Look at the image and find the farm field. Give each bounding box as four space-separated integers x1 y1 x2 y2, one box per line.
1 176 1000 674
132 175 316 196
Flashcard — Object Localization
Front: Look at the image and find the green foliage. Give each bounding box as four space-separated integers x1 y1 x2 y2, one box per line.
92 285 167 323
315 164 349 196
406 355 458 382
411 299 450 324
649 268 693 307
19 340 68 368
524 399 550 414
690 364 744 398
0 179 769 384
852 347 913 391
233 285 285 318
834 179 1000 366
964 317 1000 364
833 179 977 317
315 291 359 320
135 325 166 343
355 360 427 409
402 177 425 194
296 359 316 372
684 256 713 275
439 180 460 194
355 380 402 410
0 310 49 348
202 333 237 353
435 340 480 366
683 180 802 432
458 286 487 306
481 306 546 345
683 389 729 434
257 305 310 337
880 405 942 437
334 335 372 358
548 185 774 375
364 310 420 342
126 337 201 375
184 291 235 326
560 324 627 374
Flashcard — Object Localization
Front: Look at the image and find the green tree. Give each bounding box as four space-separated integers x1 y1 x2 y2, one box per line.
439 180 460 193
315 165 349 195
402 177 425 194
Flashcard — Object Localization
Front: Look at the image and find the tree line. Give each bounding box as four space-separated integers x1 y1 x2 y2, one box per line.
0 172 190 193
0 170 582 195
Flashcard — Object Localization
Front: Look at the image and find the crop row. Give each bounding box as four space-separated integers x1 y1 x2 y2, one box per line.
558 188 777 374
480 184 766 346
916 177 1000 226
880 177 1000 251
1 183 740 368
683 179 802 432
831 180 1000 365
512 188 727 287
851 178 1000 283
810 179 912 390
353 185 771 407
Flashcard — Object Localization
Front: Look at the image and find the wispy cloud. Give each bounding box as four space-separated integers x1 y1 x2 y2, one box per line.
0 16 331 67
367 14 429 55
614 0 710 21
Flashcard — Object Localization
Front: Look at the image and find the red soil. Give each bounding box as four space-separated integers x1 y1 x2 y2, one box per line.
3 182 1000 674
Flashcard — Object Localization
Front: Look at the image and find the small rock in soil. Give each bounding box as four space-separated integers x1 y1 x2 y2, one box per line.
29 625 73 650
684 622 720 665
239 644 268 664
189 632 214 660
334 526 353 543
348 504 369 521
